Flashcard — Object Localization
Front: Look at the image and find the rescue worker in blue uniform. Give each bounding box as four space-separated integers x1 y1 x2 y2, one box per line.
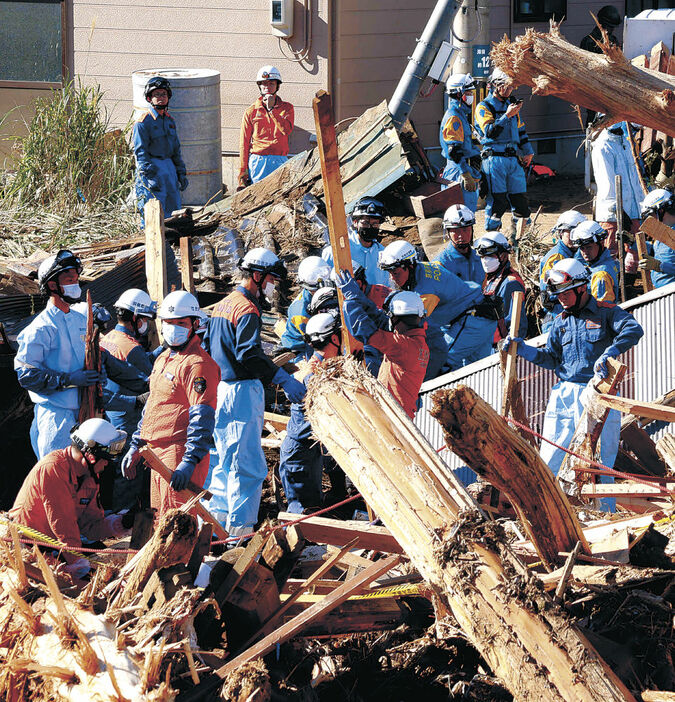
279 311 342 513
638 188 675 288
439 74 481 211
14 250 105 460
322 197 390 287
474 231 528 347
205 248 307 536
280 256 331 362
571 220 620 302
433 204 495 370
132 76 188 225
503 258 643 511
378 240 492 380
475 68 533 233
539 210 587 330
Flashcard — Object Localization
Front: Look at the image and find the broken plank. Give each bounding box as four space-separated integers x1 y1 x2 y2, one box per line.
635 229 654 292
581 482 673 497
276 513 405 554
214 554 401 677
597 394 675 422
656 433 675 474
641 216 675 251
179 236 196 295
214 531 267 606
144 199 167 346
264 411 289 432
643 691 675 702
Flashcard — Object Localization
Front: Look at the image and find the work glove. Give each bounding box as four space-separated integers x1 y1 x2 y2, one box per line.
135 391 150 409
539 290 555 312
501 335 538 362
146 178 161 192
593 353 612 380
104 514 127 537
460 171 479 192
237 173 252 191
178 174 189 192
335 270 361 300
65 369 104 387
65 557 91 580
272 367 307 404
638 254 661 272
121 447 141 480
170 461 196 492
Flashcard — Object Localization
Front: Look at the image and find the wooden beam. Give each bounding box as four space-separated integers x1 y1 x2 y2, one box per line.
306 357 635 701
139 447 227 541
312 90 356 355
656 433 675 474
179 236 196 295
597 394 675 422
635 228 654 292
144 199 167 346
581 482 672 498
78 290 103 423
276 513 405 554
214 554 401 678
501 290 524 418
641 215 675 251
264 411 289 432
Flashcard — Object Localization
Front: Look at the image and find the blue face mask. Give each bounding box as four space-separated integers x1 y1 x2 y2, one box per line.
163 322 190 347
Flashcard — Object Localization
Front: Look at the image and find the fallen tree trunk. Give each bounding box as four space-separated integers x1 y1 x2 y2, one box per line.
305 358 635 702
491 23 675 137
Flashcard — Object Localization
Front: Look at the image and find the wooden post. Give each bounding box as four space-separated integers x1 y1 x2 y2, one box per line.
312 90 356 355
179 236 196 295
615 175 626 302
635 228 654 293
144 199 167 345
501 290 524 417
305 357 634 701
78 290 102 423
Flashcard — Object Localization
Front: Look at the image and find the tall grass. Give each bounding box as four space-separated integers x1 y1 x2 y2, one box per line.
0 79 137 256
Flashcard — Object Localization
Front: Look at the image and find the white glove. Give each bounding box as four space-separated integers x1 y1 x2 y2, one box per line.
65 557 91 579
104 514 127 537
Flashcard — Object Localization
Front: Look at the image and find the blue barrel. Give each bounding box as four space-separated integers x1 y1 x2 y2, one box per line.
132 68 222 207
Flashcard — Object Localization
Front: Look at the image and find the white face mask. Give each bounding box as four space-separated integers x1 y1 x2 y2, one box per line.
263 281 276 301
462 94 474 106
163 323 190 347
481 256 501 273
136 319 149 336
61 283 82 301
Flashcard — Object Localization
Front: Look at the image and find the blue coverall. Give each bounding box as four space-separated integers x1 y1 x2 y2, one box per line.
576 248 620 302
132 106 187 224
483 265 528 342
651 228 675 288
322 226 390 287
539 240 576 331
518 297 643 511
280 288 313 362
404 260 484 380
434 242 494 370
475 93 533 231
439 97 481 211
205 285 281 533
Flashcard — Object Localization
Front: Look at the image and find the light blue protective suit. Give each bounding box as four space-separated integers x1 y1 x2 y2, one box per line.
322 226 390 287
439 97 481 211
14 303 86 459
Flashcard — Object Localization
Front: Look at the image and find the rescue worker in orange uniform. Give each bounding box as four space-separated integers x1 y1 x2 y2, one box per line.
337 270 429 419
120 290 220 517
10 418 129 579
238 66 294 189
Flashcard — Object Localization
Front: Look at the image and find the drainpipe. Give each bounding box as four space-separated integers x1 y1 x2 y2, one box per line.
388 0 461 131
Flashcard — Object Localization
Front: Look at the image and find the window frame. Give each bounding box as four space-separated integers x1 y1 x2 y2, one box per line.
513 0 567 24
0 0 68 89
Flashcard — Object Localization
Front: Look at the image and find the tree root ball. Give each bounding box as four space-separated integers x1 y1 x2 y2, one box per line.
221 659 271 702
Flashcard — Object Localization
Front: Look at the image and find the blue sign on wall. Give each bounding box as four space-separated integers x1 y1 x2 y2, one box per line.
472 45 491 78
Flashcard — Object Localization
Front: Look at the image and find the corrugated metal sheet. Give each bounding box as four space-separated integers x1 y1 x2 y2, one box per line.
0 243 181 339
416 283 675 474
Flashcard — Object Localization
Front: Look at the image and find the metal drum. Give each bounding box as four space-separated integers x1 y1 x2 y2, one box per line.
132 68 222 207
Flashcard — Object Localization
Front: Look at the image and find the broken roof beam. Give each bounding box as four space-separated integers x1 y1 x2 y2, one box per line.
491 22 675 137
305 357 635 702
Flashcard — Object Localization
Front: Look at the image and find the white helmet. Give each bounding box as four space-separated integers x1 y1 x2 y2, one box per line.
640 188 675 219
305 310 341 347
446 73 476 95
158 290 200 320
488 67 510 87
297 256 331 291
238 247 286 279
196 310 209 335
378 240 418 271
37 249 82 294
384 291 425 318
570 220 607 247
71 418 127 460
552 210 587 233
308 285 338 315
114 288 157 318
544 258 590 295
443 204 476 229
473 231 510 256
256 65 282 84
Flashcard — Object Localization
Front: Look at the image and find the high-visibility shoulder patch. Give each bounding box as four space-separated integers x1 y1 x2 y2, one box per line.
420 293 440 316
442 116 464 143
475 104 494 131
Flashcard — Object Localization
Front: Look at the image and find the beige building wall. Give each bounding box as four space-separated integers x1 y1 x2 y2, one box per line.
0 87 56 164
72 0 331 190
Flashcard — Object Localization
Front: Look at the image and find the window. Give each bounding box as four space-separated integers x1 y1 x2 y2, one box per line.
0 0 65 86
626 0 675 17
513 0 567 23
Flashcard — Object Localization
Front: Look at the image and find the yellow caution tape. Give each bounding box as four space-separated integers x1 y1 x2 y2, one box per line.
282 582 422 604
